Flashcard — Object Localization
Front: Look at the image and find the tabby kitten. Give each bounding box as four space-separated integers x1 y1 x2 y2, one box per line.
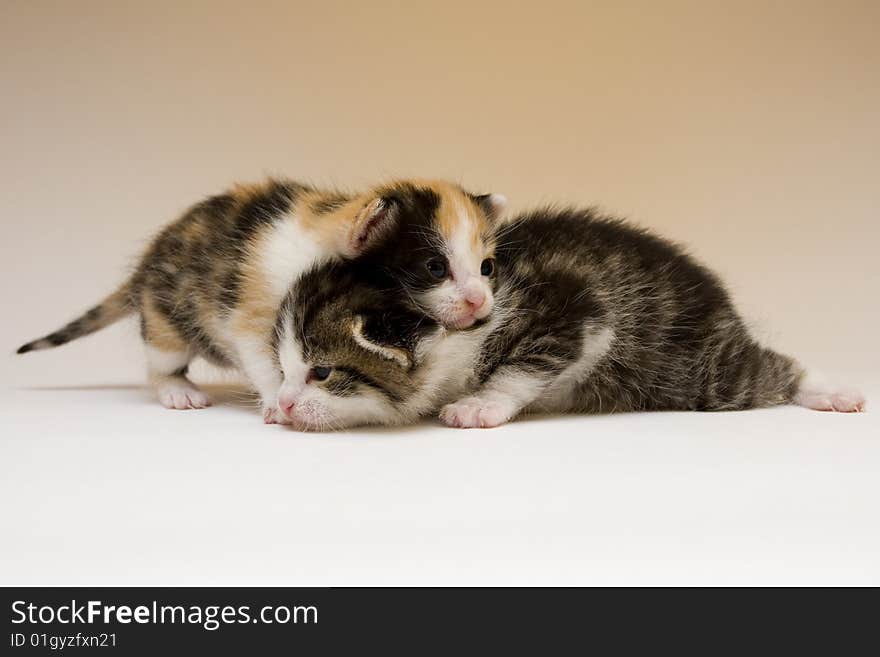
272 206 863 429
16 178 506 422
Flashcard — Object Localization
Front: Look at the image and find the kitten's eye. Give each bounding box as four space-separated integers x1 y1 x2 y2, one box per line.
480 257 495 276
310 366 332 382
426 258 448 279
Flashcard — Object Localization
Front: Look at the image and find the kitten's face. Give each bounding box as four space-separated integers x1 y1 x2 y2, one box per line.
274 267 436 430
359 181 506 329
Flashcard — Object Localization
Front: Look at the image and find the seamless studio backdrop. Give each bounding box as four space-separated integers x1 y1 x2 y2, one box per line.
1 1 878 585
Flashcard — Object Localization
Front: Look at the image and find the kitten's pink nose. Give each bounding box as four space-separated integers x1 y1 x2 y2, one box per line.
278 396 296 418
464 286 486 308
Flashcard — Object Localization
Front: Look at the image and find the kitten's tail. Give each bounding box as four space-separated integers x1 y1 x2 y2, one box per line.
16 279 135 354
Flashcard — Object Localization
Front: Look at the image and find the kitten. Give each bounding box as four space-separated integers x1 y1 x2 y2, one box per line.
16 178 506 422
272 206 864 430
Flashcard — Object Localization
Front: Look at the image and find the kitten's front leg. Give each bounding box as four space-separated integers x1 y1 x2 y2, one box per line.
440 323 614 428
235 336 290 424
440 369 550 428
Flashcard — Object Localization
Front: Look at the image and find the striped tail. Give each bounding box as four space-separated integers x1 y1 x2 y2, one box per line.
16 280 134 354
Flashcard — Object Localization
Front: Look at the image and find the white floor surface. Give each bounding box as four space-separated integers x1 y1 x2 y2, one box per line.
2 380 877 586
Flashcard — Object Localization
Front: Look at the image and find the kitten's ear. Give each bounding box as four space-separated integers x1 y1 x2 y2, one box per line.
347 196 398 256
471 193 508 222
349 315 412 369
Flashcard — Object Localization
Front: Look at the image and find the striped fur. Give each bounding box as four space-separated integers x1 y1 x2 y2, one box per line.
16 281 134 354
271 206 861 430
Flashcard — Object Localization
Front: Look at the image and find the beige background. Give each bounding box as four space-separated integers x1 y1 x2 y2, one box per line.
2 0 878 387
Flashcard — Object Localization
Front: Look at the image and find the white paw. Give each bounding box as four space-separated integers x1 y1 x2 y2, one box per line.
263 406 292 425
795 387 865 413
440 397 515 428
157 381 211 410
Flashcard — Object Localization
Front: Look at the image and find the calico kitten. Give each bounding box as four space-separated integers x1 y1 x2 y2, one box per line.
16 178 505 421
273 206 864 430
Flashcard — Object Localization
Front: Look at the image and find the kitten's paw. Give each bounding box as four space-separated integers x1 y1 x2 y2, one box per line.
263 406 292 425
157 381 211 410
440 397 515 428
795 386 865 413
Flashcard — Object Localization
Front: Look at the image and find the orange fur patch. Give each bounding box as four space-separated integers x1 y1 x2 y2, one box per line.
296 189 362 255
231 249 278 340
289 179 493 257
423 180 490 254
141 292 187 352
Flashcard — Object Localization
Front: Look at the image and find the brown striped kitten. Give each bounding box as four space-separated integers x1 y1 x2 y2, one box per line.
271 206 864 430
16 178 506 422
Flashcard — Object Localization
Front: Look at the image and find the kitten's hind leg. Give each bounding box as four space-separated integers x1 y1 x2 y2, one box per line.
146 345 211 410
141 300 210 410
